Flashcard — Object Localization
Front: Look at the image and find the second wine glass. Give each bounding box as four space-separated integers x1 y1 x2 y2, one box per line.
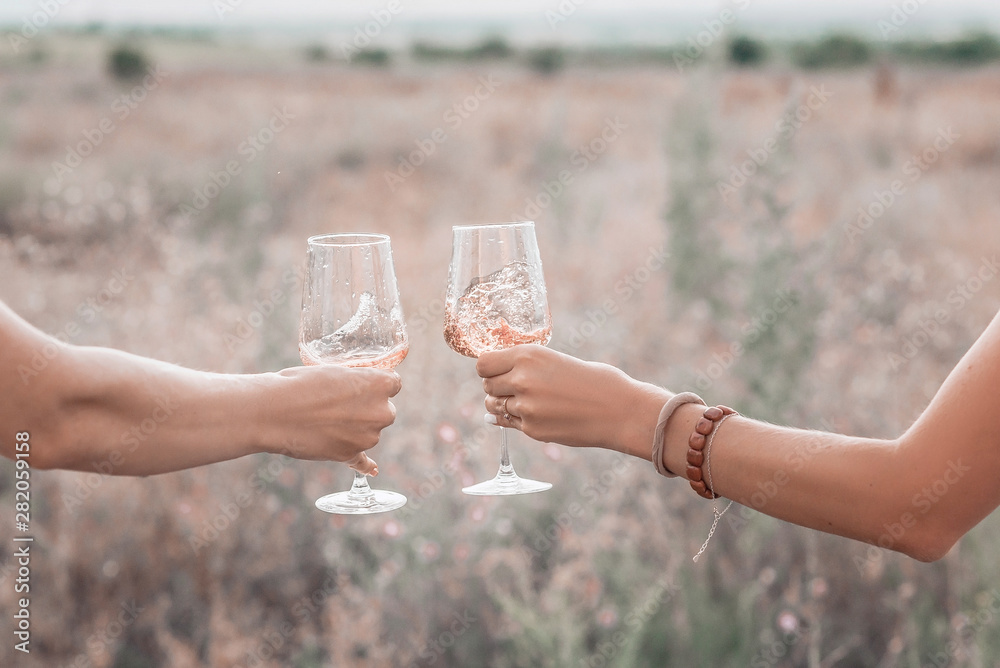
443 221 553 496
299 233 408 514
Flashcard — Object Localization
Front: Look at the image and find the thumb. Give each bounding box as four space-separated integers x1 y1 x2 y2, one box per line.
347 452 379 477
477 347 516 378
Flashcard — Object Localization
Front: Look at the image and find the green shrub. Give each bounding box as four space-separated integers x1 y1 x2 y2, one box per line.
527 47 565 75
304 44 329 62
353 49 391 67
793 34 872 69
729 35 768 66
411 38 514 62
411 41 460 61
107 44 150 80
945 33 1000 63
468 36 513 60
891 33 1000 65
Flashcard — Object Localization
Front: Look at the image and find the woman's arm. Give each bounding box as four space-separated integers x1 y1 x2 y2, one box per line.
477 308 1000 562
0 300 401 475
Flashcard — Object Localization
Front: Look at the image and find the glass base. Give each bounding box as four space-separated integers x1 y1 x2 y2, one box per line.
315 489 407 515
462 471 552 496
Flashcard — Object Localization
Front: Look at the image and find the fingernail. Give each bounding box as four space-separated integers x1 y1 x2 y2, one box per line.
484 413 497 425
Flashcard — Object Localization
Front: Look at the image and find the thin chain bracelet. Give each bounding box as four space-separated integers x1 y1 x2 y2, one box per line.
690 408 738 563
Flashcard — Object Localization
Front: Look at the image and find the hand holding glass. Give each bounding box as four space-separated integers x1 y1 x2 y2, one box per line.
444 221 553 495
299 233 408 514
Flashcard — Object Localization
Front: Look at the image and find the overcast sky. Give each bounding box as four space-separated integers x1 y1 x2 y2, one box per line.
2 0 999 40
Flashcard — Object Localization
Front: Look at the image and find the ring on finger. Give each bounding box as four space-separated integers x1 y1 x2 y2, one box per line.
502 396 511 421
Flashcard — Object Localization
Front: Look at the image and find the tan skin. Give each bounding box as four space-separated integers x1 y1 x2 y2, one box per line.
477 307 1000 562
0 300 400 476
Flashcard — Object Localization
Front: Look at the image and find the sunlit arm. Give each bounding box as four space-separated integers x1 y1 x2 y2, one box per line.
477 309 1000 562
0 300 400 475
682 308 1000 561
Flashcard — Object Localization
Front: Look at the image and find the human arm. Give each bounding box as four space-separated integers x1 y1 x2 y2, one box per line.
0 300 400 476
477 307 1000 562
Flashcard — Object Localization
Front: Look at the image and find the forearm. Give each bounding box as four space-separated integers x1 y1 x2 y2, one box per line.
655 308 1000 561
2 299 400 475
660 406 915 553
31 345 270 475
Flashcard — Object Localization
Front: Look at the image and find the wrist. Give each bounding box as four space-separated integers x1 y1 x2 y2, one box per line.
237 373 281 457
663 401 704 479
614 380 672 459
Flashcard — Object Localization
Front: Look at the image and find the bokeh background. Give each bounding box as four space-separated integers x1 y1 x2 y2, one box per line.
2 1 1000 666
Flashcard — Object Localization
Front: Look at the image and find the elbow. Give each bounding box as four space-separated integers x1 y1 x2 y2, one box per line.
870 494 961 562
894 521 962 563
898 536 955 563
28 421 73 471
27 407 92 472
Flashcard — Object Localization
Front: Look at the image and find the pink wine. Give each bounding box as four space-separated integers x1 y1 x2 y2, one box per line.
300 343 409 369
443 260 552 358
444 312 550 358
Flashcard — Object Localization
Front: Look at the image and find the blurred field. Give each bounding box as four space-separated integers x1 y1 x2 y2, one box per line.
2 30 1000 668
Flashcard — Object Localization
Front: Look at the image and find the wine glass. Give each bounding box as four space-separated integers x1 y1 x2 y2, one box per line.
299 233 408 514
444 221 553 495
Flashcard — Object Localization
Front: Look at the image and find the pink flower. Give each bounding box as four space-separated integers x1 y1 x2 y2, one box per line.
437 422 459 444
597 607 618 628
777 611 799 634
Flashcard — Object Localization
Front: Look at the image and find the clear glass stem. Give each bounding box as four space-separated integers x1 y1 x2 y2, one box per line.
462 407 551 496
347 471 376 505
496 426 517 481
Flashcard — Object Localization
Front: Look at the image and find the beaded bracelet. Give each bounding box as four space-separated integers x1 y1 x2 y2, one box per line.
687 405 738 499
689 405 739 562
650 395 740 562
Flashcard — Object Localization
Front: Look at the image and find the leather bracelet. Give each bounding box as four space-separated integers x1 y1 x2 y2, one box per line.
651 392 706 477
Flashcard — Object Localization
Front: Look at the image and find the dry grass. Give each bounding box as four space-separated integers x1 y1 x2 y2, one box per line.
1 33 1000 667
